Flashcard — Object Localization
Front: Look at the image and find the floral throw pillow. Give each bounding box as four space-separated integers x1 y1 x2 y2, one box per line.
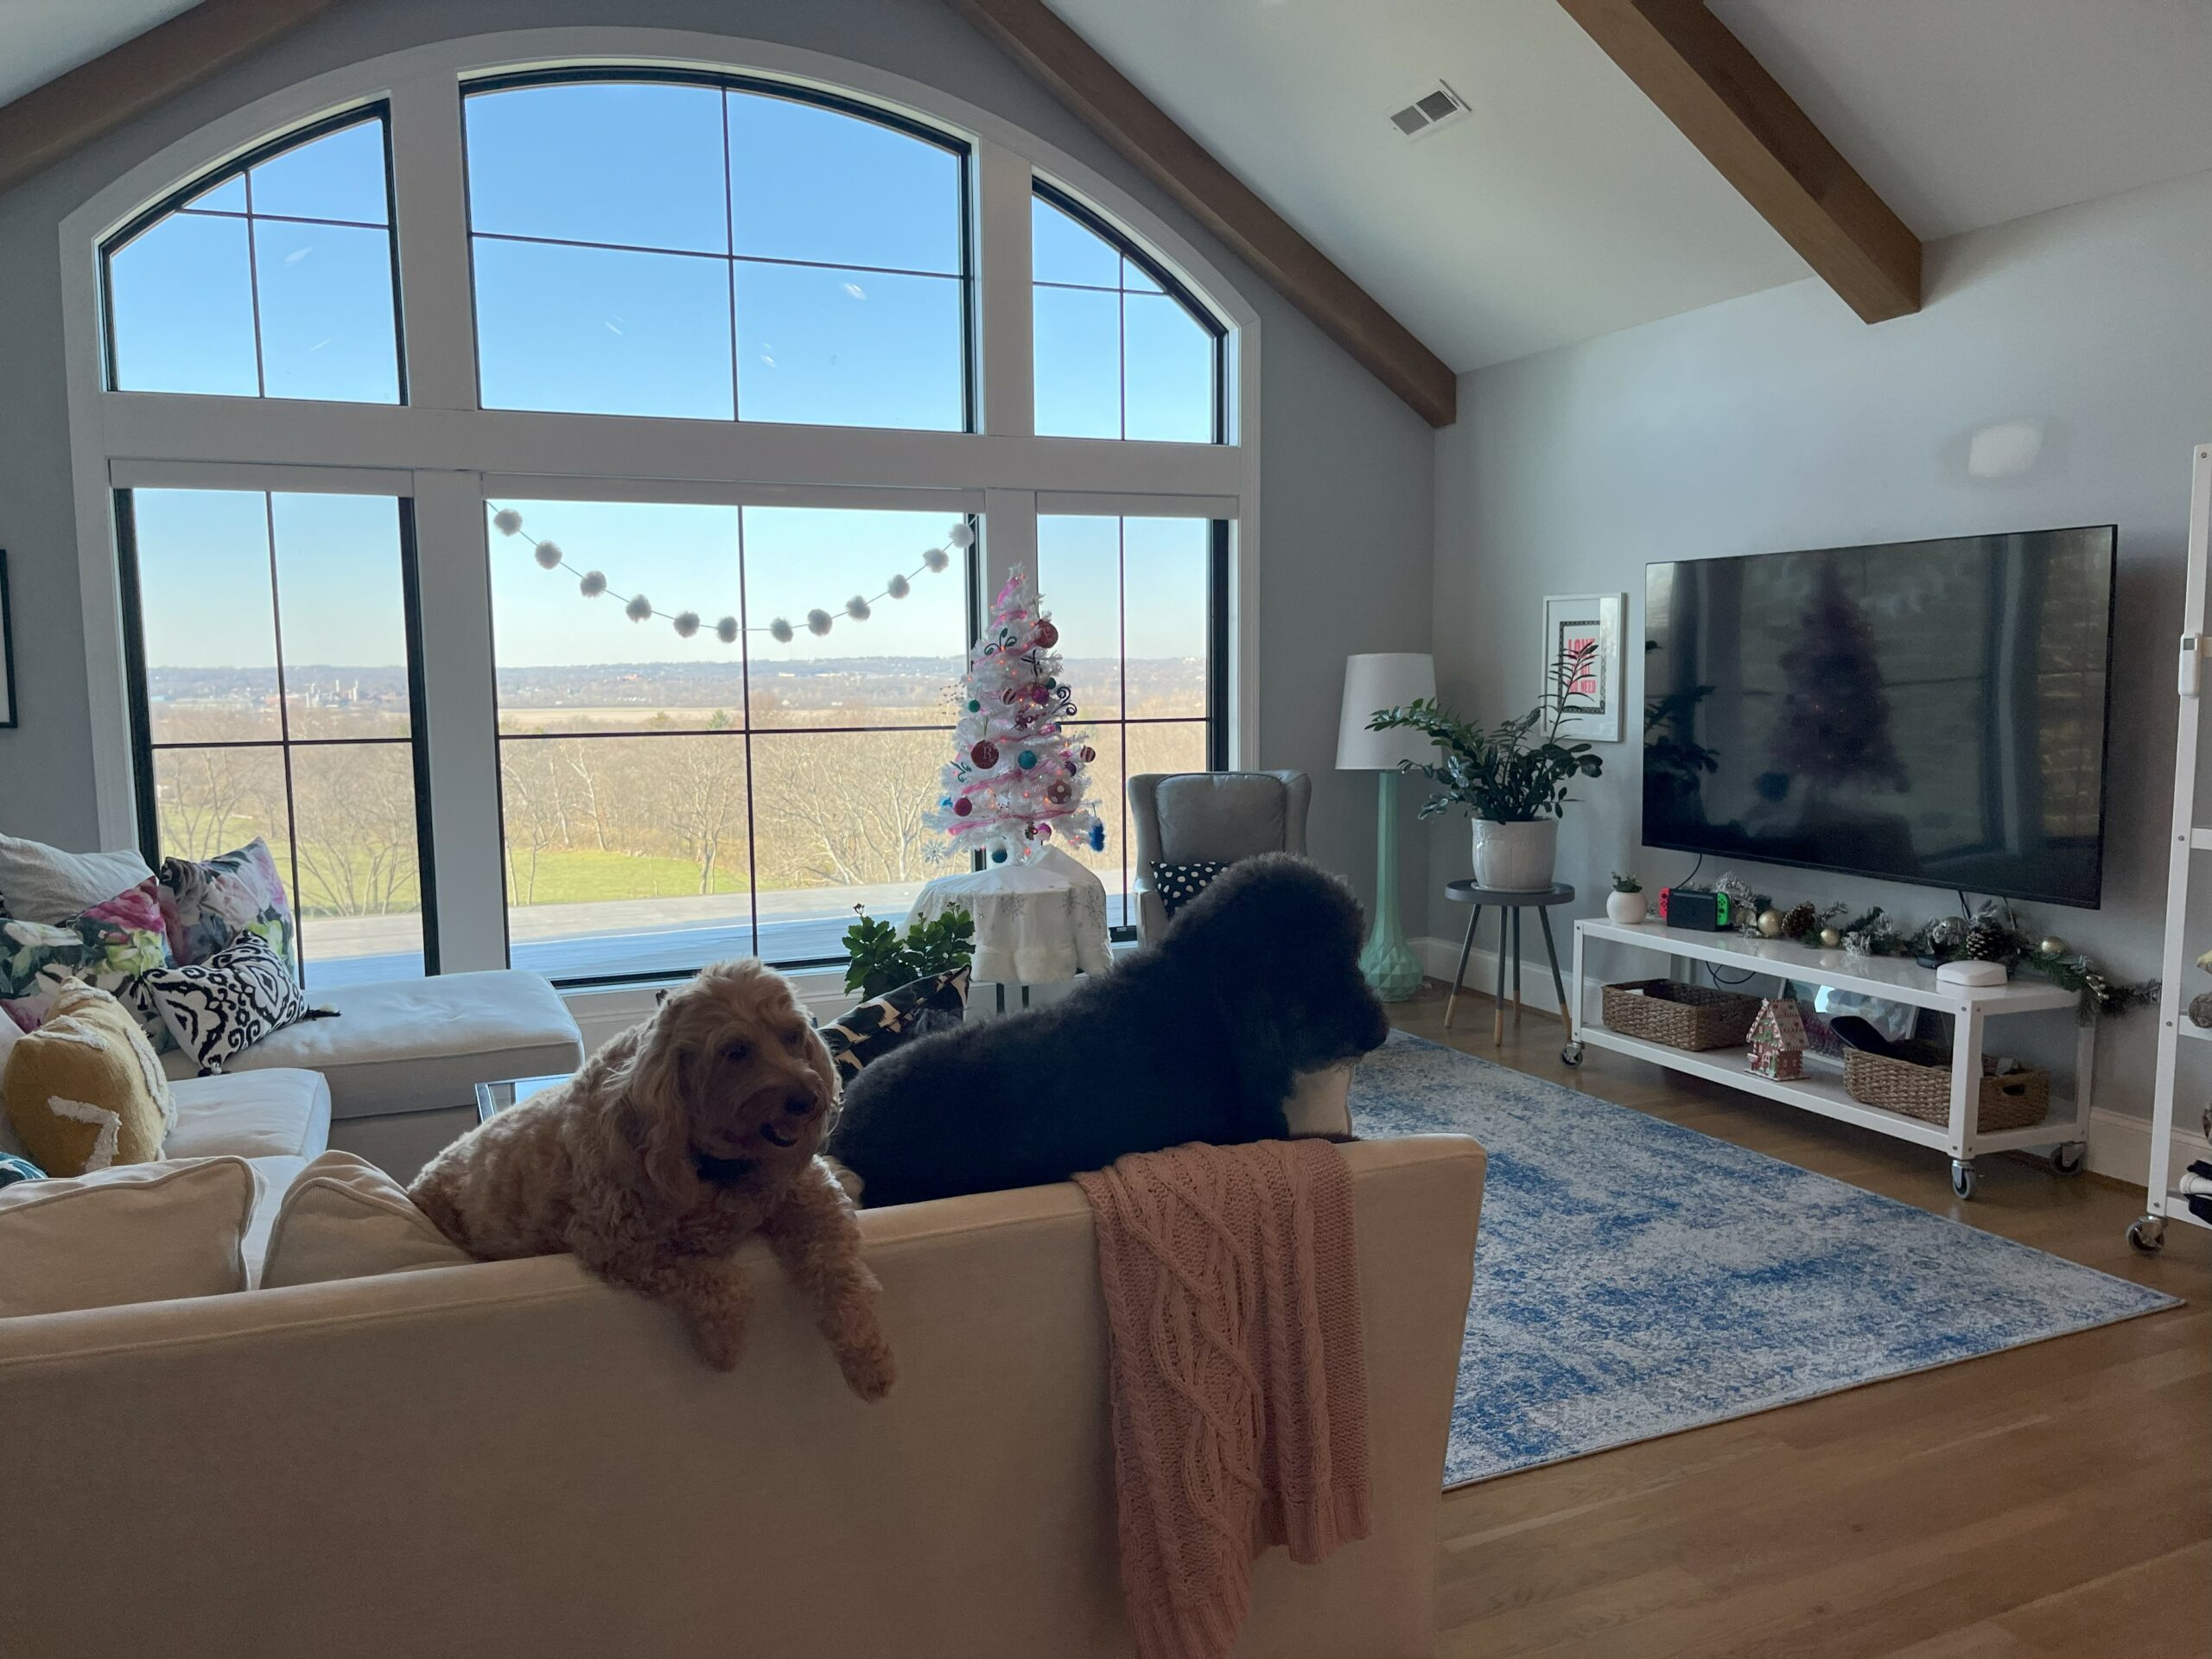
0 877 176 1050
157 839 297 977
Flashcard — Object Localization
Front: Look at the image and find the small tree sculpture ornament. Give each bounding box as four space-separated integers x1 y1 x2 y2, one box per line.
925 566 1104 866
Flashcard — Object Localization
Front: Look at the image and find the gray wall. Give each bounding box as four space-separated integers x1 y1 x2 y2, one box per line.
0 0 1434 927
1428 168 2212 1118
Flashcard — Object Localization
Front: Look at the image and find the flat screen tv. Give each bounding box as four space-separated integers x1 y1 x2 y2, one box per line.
1643 527 2117 908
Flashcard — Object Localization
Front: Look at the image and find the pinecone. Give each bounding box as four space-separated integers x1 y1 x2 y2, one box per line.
1781 901 1816 940
1965 921 2007 962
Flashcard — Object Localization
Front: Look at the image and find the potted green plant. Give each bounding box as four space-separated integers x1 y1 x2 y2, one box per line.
1370 646 1603 891
1607 871 1647 925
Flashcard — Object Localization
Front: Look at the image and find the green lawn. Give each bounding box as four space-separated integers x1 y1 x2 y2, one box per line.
505 848 751 906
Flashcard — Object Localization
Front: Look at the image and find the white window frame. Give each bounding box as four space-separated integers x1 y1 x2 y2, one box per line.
59 28 1262 981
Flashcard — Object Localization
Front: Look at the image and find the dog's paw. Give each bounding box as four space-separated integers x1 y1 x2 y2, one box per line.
839 1337 897 1402
690 1316 748 1372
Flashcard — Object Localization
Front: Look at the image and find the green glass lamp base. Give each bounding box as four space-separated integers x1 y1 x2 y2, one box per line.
1359 770 1424 1002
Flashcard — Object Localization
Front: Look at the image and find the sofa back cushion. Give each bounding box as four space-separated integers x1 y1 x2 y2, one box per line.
0 1154 259 1317
0 834 155 925
260 1150 472 1289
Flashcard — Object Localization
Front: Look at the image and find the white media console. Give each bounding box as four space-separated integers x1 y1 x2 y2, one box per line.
1568 918 2092 1199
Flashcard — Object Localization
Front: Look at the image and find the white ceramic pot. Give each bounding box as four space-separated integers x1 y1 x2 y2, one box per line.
1471 818 1558 892
1606 889 1649 925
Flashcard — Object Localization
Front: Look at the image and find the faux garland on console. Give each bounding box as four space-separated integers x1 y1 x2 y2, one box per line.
1702 872 2156 1024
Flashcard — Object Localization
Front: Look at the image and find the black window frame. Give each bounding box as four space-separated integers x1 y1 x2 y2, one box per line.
457 67 979 435
98 103 408 404
114 486 442 984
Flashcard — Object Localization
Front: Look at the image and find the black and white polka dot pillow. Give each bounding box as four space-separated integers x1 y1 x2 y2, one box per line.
1151 859 1229 918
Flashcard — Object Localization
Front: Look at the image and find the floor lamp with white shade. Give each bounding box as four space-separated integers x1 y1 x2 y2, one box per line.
1337 652 1436 1001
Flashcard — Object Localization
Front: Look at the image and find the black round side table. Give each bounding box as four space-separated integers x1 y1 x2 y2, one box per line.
1441 880 1576 1049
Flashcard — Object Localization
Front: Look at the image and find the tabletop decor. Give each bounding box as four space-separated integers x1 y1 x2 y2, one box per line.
924 567 1103 867
1336 652 1436 1001
1707 872 2155 1022
1368 645 1604 892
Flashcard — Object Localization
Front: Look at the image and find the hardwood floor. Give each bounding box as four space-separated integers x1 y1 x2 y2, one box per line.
1395 981 2212 1658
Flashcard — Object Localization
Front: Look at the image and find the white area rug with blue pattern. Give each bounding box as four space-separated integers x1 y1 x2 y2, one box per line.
1350 1033 2181 1485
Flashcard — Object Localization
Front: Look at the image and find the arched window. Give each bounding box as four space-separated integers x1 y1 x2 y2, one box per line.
104 111 402 403
1032 182 1224 443
70 41 1255 988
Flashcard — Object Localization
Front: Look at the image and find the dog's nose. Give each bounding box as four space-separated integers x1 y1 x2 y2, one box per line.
784 1092 818 1119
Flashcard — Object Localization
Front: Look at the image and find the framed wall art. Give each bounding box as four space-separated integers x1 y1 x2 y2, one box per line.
1541 592 1624 742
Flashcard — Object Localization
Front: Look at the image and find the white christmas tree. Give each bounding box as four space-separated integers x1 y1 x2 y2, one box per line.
925 567 1105 866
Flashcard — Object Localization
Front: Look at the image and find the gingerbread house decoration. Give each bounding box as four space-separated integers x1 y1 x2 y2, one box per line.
1746 996 1808 1081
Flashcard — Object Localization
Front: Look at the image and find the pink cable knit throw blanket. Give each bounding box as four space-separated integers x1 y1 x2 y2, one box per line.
1074 1139 1370 1659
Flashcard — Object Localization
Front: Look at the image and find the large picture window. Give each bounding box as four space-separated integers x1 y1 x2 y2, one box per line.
118 487 433 988
79 43 1252 990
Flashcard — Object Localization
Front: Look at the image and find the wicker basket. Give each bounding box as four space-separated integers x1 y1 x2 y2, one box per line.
1842 1041 2051 1130
1601 979 1764 1052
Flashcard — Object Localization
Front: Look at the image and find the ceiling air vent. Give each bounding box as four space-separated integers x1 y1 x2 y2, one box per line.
1388 81 1470 142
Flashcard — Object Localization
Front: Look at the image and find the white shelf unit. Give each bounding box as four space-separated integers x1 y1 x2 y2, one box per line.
2137 442 2212 1253
1570 918 2093 1200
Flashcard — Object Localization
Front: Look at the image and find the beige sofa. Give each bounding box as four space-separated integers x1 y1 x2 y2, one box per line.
0 1134 1483 1659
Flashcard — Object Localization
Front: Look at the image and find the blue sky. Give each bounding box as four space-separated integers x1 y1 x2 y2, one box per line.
111 82 1218 671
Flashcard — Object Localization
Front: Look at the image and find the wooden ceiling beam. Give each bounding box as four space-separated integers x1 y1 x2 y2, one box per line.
944 0 1459 427
0 0 346 199
1556 0 1921 322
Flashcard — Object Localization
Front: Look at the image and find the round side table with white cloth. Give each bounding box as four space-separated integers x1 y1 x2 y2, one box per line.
906 846 1112 1015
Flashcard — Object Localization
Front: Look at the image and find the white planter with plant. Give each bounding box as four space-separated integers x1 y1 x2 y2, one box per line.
1606 872 1647 925
1369 650 1604 894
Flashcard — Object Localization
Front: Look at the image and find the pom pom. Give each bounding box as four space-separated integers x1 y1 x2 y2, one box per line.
947 522 976 549
716 616 740 644
625 594 653 622
806 608 834 637
768 617 793 644
671 611 700 639
493 508 524 536
532 540 563 569
886 574 910 600
579 571 607 597
922 546 950 573
971 741 999 768
1088 823 1107 852
845 594 871 620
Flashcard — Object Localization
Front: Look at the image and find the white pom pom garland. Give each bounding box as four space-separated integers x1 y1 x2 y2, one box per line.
499 503 972 650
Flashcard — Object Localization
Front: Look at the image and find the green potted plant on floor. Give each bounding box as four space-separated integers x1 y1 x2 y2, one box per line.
1369 645 1603 891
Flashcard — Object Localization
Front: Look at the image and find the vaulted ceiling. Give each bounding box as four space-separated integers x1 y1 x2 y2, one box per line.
4 1 2209 375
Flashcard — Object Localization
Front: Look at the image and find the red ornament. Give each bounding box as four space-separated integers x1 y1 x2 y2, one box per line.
953 798 973 817
971 740 1000 768
1079 746 1096 764
1047 779 1072 804
1034 620 1058 649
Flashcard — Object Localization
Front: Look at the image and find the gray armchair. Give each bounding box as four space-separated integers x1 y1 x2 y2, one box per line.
1126 771 1312 942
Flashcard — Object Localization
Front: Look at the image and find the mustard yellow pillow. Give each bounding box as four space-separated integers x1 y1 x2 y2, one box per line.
3 980 175 1176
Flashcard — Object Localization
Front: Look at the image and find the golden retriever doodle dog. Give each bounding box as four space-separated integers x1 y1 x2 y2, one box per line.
409 959 894 1400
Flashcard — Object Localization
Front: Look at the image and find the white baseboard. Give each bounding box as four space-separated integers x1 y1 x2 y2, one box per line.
1406 936 2209 1192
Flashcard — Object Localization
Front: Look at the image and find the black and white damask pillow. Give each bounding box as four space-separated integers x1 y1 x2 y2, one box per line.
143 931 310 1076
1150 859 1229 918
817 967 971 1083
